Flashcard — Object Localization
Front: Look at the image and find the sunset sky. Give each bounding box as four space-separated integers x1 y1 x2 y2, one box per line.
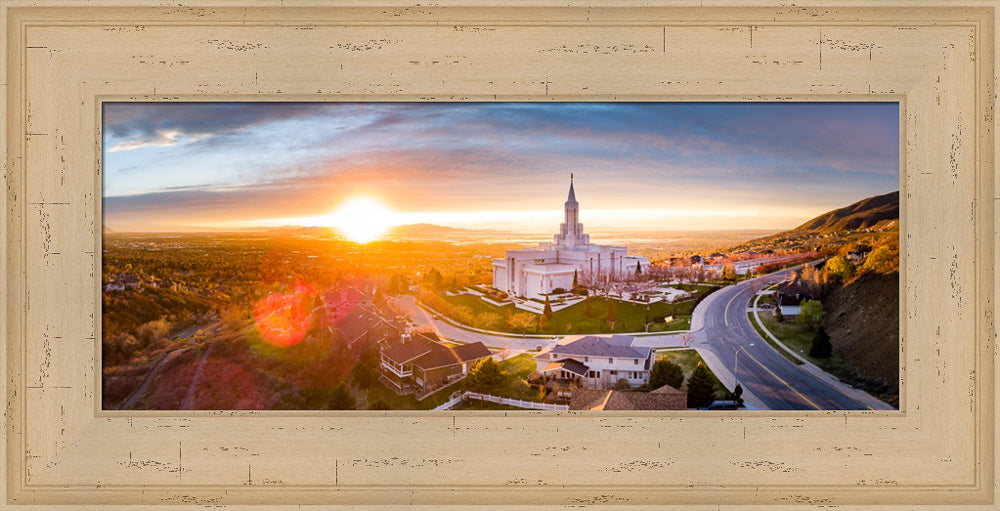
103 102 899 235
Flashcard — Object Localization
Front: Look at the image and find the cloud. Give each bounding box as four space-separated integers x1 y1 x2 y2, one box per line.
107 129 213 152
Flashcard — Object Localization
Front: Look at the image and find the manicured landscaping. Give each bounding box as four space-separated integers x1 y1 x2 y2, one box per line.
493 354 546 401
438 292 696 335
656 349 727 396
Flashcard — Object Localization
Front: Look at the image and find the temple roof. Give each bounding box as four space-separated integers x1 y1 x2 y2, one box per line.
566 177 577 203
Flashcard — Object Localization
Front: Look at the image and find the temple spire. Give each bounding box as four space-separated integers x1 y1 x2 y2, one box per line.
567 173 576 203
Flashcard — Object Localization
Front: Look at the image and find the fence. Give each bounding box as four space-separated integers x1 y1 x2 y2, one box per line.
433 391 569 411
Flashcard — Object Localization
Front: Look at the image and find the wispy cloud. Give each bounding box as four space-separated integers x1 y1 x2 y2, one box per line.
102 102 900 231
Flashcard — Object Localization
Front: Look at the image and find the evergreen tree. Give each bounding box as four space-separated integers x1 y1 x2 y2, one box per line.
573 269 578 288
775 305 784 323
466 357 505 393
649 358 684 390
543 296 553 319
606 300 617 325
539 314 550 331
327 383 356 410
686 364 716 408
584 296 593 317
635 261 642 275
809 326 833 358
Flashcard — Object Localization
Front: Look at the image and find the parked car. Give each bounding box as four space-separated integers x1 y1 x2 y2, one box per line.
702 400 740 410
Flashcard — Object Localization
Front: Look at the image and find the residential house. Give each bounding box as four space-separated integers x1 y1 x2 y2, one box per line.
568 384 687 410
772 277 815 316
379 332 492 394
846 250 869 264
534 334 655 392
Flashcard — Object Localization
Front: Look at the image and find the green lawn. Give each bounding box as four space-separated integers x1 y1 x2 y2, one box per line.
748 311 805 366
755 309 860 378
441 293 696 335
365 380 454 410
494 354 546 401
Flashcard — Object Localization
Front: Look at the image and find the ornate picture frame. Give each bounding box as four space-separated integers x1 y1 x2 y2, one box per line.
2 2 996 508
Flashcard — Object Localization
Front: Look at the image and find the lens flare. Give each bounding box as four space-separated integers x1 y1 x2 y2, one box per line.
253 278 316 347
328 196 397 243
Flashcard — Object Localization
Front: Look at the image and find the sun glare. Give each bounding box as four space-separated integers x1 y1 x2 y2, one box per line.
328 196 398 243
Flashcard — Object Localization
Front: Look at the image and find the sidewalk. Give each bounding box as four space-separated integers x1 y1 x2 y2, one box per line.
749 292 895 411
693 346 768 411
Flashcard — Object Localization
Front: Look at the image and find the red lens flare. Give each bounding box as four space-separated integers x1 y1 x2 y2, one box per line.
253 278 316 347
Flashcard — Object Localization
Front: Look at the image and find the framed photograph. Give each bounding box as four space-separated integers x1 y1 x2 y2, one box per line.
2 2 996 508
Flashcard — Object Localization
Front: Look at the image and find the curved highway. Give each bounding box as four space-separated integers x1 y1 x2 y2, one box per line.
688 266 883 410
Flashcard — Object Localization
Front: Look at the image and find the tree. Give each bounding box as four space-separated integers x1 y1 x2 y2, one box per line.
686 363 716 408
475 312 500 330
649 358 684 390
539 314 550 331
733 383 744 406
825 256 854 282
809 326 833 358
796 299 823 331
721 264 738 282
327 383 356 410
774 305 785 323
369 399 390 410
349 345 380 389
573 269 579 288
584 296 594 317
543 296 553 319
606 300 617 325
452 305 474 326
507 312 536 335
635 260 642 276
466 357 505 393
860 245 897 274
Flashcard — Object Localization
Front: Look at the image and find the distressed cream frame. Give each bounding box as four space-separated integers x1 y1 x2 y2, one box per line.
1 2 997 509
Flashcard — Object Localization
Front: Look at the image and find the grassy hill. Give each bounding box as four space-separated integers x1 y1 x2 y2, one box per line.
794 190 899 232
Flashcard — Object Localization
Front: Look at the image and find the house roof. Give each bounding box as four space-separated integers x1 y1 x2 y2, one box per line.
540 358 590 376
380 333 437 364
773 278 814 306
568 384 686 411
414 341 492 371
544 335 650 360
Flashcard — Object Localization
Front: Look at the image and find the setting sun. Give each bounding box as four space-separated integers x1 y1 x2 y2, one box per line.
327 196 398 243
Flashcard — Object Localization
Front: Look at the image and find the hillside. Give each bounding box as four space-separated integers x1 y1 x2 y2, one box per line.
728 190 899 255
823 271 899 404
794 190 899 232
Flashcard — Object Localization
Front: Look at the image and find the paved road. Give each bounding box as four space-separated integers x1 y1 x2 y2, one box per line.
687 267 888 410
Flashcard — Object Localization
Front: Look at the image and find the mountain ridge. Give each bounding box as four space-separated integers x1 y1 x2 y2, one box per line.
794 190 899 232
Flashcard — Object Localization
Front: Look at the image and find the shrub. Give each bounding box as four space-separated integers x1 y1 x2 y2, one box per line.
649 358 684 390
809 327 833 358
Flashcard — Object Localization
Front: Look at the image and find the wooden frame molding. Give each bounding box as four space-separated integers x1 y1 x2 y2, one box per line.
2 2 997 508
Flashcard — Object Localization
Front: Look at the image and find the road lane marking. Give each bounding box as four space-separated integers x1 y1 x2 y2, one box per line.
723 291 741 327
738 347 822 410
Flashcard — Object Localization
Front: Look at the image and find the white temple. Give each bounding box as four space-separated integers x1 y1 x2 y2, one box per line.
492 176 650 299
